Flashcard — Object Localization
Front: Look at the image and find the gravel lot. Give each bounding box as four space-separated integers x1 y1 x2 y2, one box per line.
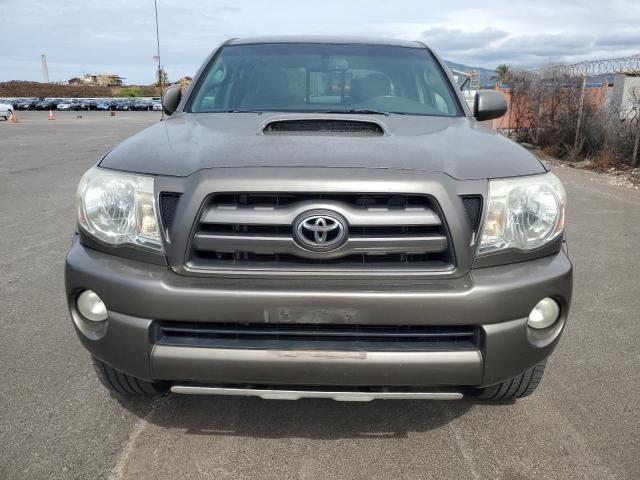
1 111 639 480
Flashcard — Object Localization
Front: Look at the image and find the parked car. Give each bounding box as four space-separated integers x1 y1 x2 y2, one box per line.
96 101 116 111
67 37 572 403
57 100 82 111
115 100 133 111
35 100 54 110
0 101 14 120
35 99 62 110
2 98 19 109
132 100 154 111
80 99 98 110
17 99 39 110
152 101 163 111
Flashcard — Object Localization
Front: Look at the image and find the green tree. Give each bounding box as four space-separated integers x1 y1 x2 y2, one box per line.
119 86 144 97
493 64 511 85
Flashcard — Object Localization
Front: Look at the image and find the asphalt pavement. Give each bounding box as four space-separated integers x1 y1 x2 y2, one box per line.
1 111 638 480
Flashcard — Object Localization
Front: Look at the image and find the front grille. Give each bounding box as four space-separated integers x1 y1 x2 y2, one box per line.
187 193 454 272
262 119 384 136
156 321 478 352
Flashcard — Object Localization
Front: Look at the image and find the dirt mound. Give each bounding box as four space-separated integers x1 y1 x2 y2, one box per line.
0 81 161 98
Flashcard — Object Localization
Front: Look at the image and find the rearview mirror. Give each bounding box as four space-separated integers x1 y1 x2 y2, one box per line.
474 90 507 121
307 58 349 72
162 84 182 115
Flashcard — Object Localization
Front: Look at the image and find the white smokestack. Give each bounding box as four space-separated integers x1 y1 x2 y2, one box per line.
41 54 50 83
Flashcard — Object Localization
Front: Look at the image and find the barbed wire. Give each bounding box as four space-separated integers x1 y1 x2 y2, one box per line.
544 54 640 77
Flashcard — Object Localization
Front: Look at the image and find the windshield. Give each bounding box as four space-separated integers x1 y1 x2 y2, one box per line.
188 43 462 117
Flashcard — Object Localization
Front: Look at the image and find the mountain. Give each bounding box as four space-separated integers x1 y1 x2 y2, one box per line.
444 61 615 87
444 61 497 88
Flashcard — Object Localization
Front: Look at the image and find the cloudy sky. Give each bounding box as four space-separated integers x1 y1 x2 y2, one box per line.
1 0 639 84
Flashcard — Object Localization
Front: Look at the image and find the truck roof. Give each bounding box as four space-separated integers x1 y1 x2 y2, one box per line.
227 36 425 49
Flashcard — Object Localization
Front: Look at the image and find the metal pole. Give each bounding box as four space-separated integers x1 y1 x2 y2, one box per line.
507 90 513 136
534 85 543 145
154 0 164 120
632 126 640 167
573 75 587 159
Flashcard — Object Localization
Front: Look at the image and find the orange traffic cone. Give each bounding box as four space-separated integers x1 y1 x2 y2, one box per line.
9 111 17 123
48 110 55 120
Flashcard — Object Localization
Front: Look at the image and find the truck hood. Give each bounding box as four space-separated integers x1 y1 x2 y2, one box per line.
100 112 546 180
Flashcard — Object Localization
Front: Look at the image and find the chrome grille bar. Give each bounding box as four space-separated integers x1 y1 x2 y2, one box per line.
193 233 447 259
201 200 441 226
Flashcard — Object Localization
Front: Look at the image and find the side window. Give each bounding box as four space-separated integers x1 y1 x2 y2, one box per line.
422 66 455 116
192 62 230 112
433 93 449 114
198 92 217 111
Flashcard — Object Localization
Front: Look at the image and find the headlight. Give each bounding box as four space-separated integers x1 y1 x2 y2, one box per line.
478 173 566 255
76 166 163 251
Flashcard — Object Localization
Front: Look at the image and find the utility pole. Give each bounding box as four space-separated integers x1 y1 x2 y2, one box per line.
632 128 639 166
534 88 544 145
572 76 587 159
41 54 50 83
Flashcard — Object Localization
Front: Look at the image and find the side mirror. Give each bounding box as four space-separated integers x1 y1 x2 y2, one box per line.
474 90 507 121
162 84 182 115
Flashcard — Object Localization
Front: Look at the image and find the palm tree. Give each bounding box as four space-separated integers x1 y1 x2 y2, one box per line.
493 64 511 85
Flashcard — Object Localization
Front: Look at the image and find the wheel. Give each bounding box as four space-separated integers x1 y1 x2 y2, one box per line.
6 110 13 120
92 356 169 396
473 360 546 401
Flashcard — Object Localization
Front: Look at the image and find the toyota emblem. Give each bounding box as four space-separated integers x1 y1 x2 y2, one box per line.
293 211 348 251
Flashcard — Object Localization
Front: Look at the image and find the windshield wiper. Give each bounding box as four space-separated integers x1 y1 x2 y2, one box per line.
213 109 266 114
318 109 410 117
210 109 410 116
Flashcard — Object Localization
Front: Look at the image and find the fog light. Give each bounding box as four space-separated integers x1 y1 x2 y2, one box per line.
76 290 107 322
528 298 560 329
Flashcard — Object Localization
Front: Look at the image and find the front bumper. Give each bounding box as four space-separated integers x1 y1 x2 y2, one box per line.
65 237 572 388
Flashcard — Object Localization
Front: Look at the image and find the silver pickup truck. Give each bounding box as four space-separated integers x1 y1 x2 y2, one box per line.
66 37 572 402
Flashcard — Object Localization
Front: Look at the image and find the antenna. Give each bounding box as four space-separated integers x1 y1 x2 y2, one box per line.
154 0 164 120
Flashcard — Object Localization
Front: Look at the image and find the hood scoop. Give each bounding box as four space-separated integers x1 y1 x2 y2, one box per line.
261 119 385 137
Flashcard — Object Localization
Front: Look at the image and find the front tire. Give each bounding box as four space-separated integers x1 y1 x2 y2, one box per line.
473 361 546 402
92 357 169 396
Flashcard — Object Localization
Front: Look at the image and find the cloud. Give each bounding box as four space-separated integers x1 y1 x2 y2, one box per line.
419 27 509 53
462 33 596 65
497 33 595 56
595 29 640 48
1 0 639 83
417 29 598 65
